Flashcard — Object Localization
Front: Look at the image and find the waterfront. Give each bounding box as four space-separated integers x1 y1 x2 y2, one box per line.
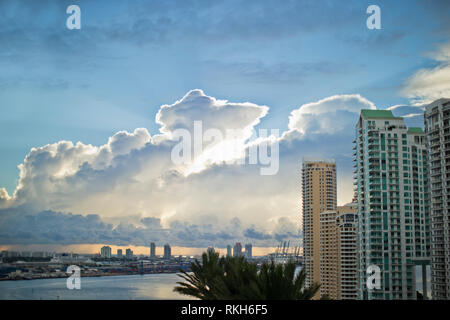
0 273 194 300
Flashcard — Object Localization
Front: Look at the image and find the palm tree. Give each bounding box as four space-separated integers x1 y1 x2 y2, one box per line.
257 260 320 300
174 250 320 300
173 250 224 300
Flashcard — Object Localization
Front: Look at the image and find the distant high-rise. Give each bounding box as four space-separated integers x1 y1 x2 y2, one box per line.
355 109 430 300
425 98 450 300
164 244 171 259
100 246 112 259
125 248 133 259
117 249 123 258
150 242 156 258
245 243 252 259
302 160 337 289
233 242 242 257
227 245 232 257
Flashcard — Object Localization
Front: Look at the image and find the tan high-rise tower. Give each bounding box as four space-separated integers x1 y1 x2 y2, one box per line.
302 160 337 290
319 203 358 300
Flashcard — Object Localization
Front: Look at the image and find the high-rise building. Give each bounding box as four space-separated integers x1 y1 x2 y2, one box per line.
336 204 358 300
227 245 232 257
164 244 171 259
245 243 252 259
117 249 123 258
302 160 337 289
319 209 338 299
355 109 430 300
233 242 242 257
319 203 358 300
125 248 133 259
150 242 156 258
425 98 450 300
100 246 111 258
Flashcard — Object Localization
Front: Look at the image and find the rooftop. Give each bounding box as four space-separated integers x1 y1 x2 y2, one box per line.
407 127 424 134
360 109 399 119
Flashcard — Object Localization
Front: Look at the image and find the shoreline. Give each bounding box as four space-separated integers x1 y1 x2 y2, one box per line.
0 270 183 282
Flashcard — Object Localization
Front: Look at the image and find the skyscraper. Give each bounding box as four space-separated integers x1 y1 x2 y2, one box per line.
319 209 338 299
355 109 430 300
425 98 450 300
100 246 111 258
319 203 358 300
336 204 358 300
227 245 232 257
164 244 171 259
150 242 156 258
117 249 123 258
233 242 242 257
125 248 133 259
302 160 337 289
245 243 252 259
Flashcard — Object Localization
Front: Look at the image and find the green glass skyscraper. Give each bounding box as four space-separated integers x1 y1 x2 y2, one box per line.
354 110 430 300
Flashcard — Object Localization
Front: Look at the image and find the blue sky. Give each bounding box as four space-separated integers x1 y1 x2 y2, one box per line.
1 0 448 193
0 0 449 248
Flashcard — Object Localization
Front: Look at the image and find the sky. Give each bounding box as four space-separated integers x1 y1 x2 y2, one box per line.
0 0 450 250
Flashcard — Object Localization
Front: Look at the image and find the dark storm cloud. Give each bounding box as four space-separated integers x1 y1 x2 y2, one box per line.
243 227 272 240
0 206 300 247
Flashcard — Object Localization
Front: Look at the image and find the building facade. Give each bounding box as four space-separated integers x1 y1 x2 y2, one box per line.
164 244 171 259
319 204 358 300
319 209 338 299
233 242 242 257
150 242 156 258
425 98 450 300
336 204 358 300
302 160 337 288
100 246 111 258
227 245 232 257
117 249 123 258
355 109 430 300
245 243 252 259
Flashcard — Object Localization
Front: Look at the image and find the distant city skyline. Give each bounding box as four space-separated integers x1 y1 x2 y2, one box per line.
0 244 277 257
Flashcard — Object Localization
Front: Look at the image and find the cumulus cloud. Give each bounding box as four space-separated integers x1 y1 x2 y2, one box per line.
402 43 450 105
156 89 268 136
287 94 376 136
108 128 151 156
0 188 11 208
1 90 381 248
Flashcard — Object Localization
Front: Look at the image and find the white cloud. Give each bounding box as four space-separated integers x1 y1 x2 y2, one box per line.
108 128 151 156
287 94 376 136
156 89 268 138
0 188 11 209
155 89 269 174
0 90 377 247
402 43 450 105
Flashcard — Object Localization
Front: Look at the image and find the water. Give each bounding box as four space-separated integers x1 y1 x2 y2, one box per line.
0 273 195 300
